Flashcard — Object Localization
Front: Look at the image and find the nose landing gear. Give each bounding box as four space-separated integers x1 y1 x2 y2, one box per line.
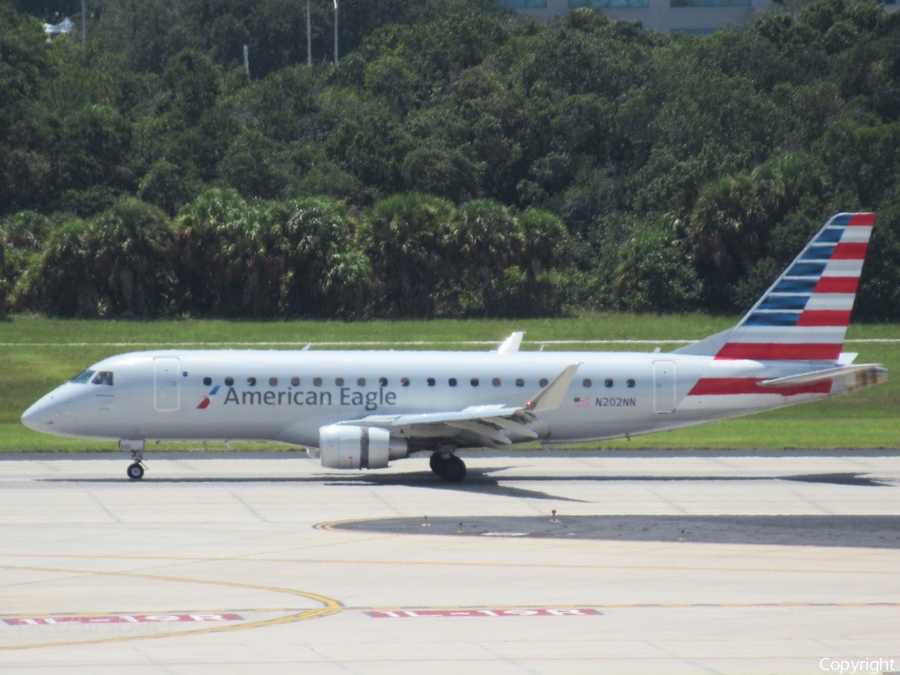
429 447 466 482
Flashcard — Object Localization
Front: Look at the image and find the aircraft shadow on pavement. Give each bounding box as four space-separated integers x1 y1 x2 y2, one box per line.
331 514 900 549
40 470 894 503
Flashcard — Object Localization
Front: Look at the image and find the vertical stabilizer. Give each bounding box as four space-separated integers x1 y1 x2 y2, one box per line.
675 213 875 361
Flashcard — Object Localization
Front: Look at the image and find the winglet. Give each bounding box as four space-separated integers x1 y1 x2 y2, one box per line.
526 363 581 413
497 332 525 354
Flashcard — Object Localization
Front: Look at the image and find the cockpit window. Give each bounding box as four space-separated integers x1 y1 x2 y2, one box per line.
91 371 114 386
70 370 95 384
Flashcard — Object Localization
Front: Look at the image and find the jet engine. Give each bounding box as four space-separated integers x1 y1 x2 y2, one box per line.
317 425 408 469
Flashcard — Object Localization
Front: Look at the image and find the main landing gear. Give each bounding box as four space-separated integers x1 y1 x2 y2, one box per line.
429 448 466 482
127 450 145 480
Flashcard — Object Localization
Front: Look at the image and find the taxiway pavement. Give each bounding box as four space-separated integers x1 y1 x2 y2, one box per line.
1 450 899 674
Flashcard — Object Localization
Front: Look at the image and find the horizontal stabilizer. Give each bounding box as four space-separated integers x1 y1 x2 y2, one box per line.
672 328 733 357
497 332 525 354
759 364 887 391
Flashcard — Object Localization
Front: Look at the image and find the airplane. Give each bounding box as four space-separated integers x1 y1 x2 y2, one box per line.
21 212 888 482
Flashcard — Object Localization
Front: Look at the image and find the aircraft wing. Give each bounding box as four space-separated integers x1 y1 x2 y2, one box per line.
340 363 581 447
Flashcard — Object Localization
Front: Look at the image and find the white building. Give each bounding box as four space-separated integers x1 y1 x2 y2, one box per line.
504 0 896 35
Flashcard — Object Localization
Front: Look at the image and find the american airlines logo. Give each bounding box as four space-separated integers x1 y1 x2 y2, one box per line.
197 385 220 409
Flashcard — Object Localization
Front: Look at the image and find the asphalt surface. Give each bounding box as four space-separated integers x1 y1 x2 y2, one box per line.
1 451 899 674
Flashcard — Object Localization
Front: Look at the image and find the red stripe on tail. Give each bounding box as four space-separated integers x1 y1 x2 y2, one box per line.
831 242 868 259
814 277 859 294
848 213 876 226
715 343 842 361
797 310 852 327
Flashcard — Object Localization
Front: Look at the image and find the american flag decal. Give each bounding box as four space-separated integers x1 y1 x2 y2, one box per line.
574 397 591 408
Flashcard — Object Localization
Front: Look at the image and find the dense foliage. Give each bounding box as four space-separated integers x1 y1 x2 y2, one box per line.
2 0 900 319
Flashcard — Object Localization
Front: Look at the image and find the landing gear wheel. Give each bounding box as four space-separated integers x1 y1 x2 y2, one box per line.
127 463 144 480
439 455 466 482
429 451 448 475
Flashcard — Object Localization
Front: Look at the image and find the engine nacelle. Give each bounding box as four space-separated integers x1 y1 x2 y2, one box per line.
318 425 407 469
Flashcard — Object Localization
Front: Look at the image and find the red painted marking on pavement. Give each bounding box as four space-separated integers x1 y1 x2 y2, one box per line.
367 608 600 618
4 614 242 626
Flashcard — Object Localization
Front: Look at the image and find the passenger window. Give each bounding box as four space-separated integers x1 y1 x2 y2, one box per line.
515 378 524 387
247 377 256 386
269 377 278 386
471 378 479 387
70 370 95 384
358 377 366 386
203 377 212 386
92 371 114 386
379 377 388 387
427 378 436 387
313 377 322 386
539 378 549 387
401 377 410 387
583 378 592 388
449 378 457 387
492 378 501 387
605 378 614 388
225 377 234 386
291 377 300 386
626 379 636 388
335 377 344 386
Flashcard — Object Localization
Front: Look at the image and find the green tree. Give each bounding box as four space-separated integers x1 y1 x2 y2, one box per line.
34 199 173 316
360 193 456 317
615 218 700 313
448 199 524 315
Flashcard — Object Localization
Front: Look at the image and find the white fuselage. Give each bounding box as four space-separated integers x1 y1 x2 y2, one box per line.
21 349 835 448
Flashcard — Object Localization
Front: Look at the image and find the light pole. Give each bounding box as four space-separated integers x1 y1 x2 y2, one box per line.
307 0 311 65
81 0 87 42
333 0 339 65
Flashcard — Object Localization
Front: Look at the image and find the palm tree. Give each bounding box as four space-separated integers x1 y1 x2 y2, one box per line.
448 199 524 314
360 193 457 317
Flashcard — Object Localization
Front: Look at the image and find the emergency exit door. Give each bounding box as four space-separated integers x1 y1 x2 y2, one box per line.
653 361 676 414
154 357 180 412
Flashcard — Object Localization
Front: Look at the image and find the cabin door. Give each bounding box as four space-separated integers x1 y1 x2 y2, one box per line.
154 357 180 412
653 361 676 414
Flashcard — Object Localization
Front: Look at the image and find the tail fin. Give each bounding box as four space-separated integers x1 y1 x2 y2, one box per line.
676 212 875 361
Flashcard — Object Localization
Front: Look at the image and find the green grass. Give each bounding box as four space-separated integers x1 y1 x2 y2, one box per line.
1 314 897 452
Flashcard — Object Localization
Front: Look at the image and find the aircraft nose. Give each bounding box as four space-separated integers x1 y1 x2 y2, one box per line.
21 402 42 431
21 394 61 432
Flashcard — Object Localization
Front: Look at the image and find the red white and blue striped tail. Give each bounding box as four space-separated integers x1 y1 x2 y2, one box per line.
678 213 875 362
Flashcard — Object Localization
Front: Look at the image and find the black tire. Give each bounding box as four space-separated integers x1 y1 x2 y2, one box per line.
440 455 466 482
429 452 447 475
127 463 144 480
428 452 447 476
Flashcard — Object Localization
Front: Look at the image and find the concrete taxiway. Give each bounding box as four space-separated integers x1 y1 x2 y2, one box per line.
1 450 899 674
